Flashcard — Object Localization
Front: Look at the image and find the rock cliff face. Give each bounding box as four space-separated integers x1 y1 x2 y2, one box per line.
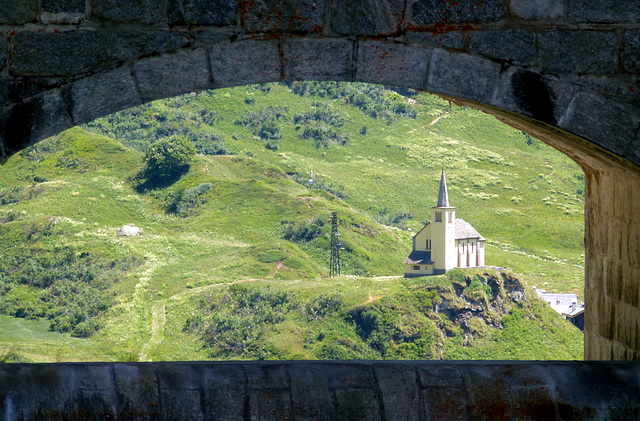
432 271 530 340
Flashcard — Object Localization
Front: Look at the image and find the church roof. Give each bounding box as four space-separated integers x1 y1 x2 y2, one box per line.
436 169 450 207
404 250 433 265
455 218 485 240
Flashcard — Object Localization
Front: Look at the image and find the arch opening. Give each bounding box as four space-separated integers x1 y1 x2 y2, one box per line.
1 80 591 362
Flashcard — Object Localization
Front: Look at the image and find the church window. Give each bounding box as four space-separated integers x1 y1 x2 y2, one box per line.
435 212 442 222
413 265 420 270
448 212 453 223
426 239 431 249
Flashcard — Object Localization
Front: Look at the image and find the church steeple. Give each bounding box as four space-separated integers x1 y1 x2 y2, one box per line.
436 169 450 207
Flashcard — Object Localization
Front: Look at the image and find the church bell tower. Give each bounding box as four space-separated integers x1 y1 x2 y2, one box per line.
430 170 456 273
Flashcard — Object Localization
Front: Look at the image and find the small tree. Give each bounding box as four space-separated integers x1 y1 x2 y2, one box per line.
144 136 196 179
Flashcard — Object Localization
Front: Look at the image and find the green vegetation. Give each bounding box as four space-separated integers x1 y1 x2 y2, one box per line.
0 82 585 362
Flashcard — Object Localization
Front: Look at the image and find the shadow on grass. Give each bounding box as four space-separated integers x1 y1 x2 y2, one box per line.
134 165 190 193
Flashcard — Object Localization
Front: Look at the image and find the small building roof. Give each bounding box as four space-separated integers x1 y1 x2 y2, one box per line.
563 307 585 318
534 289 581 315
404 250 433 265
455 218 485 241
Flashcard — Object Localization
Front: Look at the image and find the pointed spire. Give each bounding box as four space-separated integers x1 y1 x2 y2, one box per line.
437 169 450 207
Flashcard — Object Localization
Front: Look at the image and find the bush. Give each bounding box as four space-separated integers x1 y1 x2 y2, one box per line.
282 218 325 242
144 136 196 179
194 132 228 155
168 183 213 216
184 285 293 357
304 294 344 321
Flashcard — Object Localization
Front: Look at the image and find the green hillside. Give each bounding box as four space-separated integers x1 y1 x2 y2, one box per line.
0 82 584 362
85 82 585 295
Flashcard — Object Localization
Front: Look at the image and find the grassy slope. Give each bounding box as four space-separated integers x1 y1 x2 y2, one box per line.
0 84 585 361
112 84 584 295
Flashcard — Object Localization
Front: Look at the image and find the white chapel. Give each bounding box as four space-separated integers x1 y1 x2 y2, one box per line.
404 170 485 277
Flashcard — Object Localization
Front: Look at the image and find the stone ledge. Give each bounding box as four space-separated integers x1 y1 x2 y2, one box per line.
1 361 638 420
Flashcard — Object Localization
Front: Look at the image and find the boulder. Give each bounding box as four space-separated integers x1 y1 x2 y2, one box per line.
117 225 140 236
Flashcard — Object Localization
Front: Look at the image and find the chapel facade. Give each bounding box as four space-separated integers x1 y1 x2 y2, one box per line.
404 171 485 277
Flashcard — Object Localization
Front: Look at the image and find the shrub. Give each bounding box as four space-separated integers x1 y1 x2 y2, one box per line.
169 182 213 216
304 294 344 321
282 218 325 242
143 136 196 179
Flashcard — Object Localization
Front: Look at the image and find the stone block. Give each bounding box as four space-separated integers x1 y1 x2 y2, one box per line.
538 30 617 75
210 39 281 87
335 388 382 421
468 29 535 65
241 0 326 33
167 0 237 26
249 389 292 421
201 365 246 421
561 91 640 156
0 90 72 159
42 0 84 13
356 41 430 88
331 0 405 36
493 68 575 125
375 365 420 421
405 30 465 50
155 363 201 390
623 31 640 74
509 0 564 20
91 0 164 24
289 364 335 420
502 364 551 388
0 77 63 107
409 0 506 25
162 390 204 420
63 66 141 125
41 0 85 23
418 364 464 389
0 391 21 420
0 1 38 24
9 31 112 77
547 363 640 418
327 363 375 389
510 387 556 420
134 49 212 102
570 75 640 105
284 38 354 81
246 363 290 389
423 388 467 420
110 31 191 61
72 390 118 420
462 365 510 421
112 364 161 420
21 364 117 420
569 0 640 23
427 49 501 103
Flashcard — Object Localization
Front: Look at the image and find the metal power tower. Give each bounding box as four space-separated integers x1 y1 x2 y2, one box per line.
330 212 342 277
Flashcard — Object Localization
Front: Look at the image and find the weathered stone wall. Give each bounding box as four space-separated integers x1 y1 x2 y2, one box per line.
1 361 639 420
585 166 640 360
0 0 639 361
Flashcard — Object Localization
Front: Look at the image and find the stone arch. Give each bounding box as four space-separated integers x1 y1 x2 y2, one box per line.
0 1 638 360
